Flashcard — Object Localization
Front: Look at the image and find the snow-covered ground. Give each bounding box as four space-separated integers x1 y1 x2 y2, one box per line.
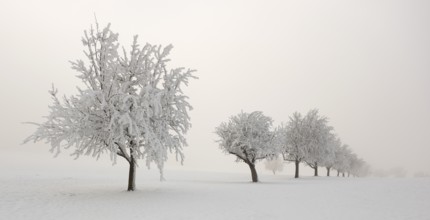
1 169 429 220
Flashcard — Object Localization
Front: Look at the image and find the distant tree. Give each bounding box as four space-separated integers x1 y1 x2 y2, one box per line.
24 21 196 191
264 157 284 175
321 135 341 177
346 153 358 177
350 157 369 177
413 172 430 178
215 111 275 182
357 161 371 177
328 139 343 177
302 109 333 177
333 144 352 177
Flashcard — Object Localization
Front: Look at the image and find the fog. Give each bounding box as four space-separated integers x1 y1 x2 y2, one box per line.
1 0 429 176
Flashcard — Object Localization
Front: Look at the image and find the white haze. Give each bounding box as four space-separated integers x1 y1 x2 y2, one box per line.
0 0 429 176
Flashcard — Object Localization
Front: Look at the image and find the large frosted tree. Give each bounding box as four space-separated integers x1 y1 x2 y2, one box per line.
215 111 276 182
24 22 196 191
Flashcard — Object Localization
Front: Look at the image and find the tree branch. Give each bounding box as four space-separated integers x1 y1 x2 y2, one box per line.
305 161 316 168
228 151 247 163
115 142 131 163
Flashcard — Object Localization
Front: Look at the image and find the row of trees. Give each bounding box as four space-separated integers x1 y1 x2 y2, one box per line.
215 110 368 182
23 21 366 191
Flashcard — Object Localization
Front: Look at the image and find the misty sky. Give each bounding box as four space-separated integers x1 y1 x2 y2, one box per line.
1 0 429 176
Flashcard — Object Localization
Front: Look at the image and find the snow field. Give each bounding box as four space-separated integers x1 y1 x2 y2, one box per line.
1 170 429 220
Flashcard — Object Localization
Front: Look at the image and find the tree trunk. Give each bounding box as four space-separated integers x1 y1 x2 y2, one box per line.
248 163 258 182
127 147 136 191
337 170 340 177
326 167 331 177
348 172 350 177
342 172 345 177
294 159 300 178
314 162 318 176
128 159 136 191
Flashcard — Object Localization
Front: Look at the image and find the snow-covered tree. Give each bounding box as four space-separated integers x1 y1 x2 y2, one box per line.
215 111 276 182
279 112 308 178
346 155 370 177
333 144 352 177
321 135 341 177
346 153 359 177
280 109 333 177
302 109 334 177
23 22 196 191
356 161 371 177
